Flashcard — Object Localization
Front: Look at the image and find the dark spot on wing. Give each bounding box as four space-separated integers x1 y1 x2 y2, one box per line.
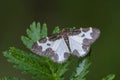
90 28 100 41
83 38 93 45
50 53 58 62
48 34 61 41
81 34 85 37
64 52 70 59
82 28 90 32
68 29 81 36
31 43 42 55
43 48 59 62
47 43 51 46
82 45 90 53
72 49 80 57
39 38 47 43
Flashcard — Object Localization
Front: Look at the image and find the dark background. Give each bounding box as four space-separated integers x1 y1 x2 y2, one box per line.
0 0 120 80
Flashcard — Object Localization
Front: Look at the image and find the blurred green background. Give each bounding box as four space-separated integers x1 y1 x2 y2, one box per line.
0 0 120 80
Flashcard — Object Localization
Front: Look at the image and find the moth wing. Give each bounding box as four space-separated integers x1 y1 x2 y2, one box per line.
68 27 100 57
51 38 70 62
32 37 70 63
68 35 90 57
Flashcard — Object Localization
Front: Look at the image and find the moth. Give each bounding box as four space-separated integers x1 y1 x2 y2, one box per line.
31 27 100 63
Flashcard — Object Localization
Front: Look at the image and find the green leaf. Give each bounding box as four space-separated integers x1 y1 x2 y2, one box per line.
41 23 47 38
70 56 91 80
27 22 41 42
102 74 115 80
56 62 69 77
3 47 71 80
3 47 54 80
21 36 33 49
21 22 48 49
52 26 60 34
0 77 25 80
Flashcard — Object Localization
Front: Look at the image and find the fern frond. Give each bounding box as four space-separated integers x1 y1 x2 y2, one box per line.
0 77 25 80
70 56 91 80
21 22 47 49
102 74 115 80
